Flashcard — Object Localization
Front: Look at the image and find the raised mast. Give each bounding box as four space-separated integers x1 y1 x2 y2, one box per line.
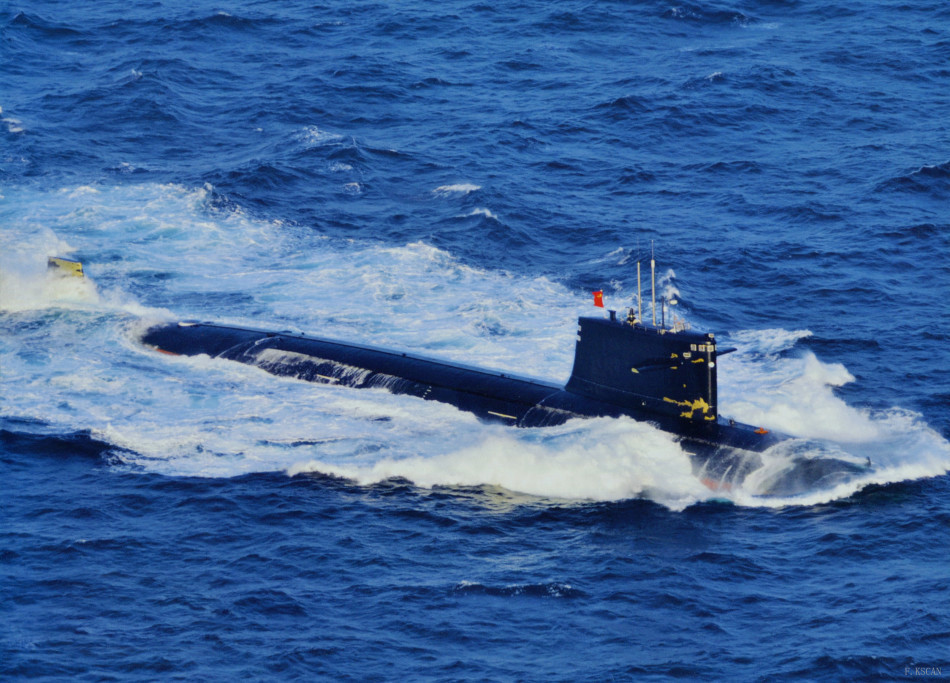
650 241 657 327
637 259 642 323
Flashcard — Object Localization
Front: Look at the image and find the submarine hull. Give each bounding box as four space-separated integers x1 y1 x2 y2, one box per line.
140 321 783 454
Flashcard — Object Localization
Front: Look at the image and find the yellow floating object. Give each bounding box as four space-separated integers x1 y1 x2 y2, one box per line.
47 257 84 278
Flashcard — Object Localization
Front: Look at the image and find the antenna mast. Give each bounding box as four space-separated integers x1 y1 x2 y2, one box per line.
636 240 642 323
650 241 657 327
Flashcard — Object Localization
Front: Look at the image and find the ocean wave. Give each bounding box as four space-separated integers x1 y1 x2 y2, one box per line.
1 106 26 134
463 207 498 220
287 418 708 510
298 125 344 148
875 161 950 196
453 580 584 599
10 11 86 39
595 94 652 114
433 183 481 196
662 4 754 26
174 11 275 34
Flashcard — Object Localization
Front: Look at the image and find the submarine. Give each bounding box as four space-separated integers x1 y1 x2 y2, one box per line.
53 254 871 493
141 311 783 452
140 309 879 493
139 252 783 456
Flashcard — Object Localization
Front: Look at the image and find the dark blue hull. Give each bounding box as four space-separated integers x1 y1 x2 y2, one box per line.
141 321 783 454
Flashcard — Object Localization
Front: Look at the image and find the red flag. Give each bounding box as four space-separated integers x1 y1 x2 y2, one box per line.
592 290 604 308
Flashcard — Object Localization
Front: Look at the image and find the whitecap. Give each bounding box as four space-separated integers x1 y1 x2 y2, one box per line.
3 116 24 134
288 417 709 511
433 183 481 196
465 207 498 220
299 125 344 147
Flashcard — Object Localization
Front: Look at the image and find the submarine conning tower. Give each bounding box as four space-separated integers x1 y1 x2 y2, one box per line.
565 316 722 424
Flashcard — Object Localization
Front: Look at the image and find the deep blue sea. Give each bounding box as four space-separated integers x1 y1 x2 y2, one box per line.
2 1 949 680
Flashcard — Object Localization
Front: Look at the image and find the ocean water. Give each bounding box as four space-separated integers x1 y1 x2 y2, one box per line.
2 0 949 679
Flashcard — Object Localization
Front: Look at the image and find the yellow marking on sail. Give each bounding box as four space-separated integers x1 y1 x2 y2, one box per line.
692 358 705 364
663 396 711 420
487 411 518 420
